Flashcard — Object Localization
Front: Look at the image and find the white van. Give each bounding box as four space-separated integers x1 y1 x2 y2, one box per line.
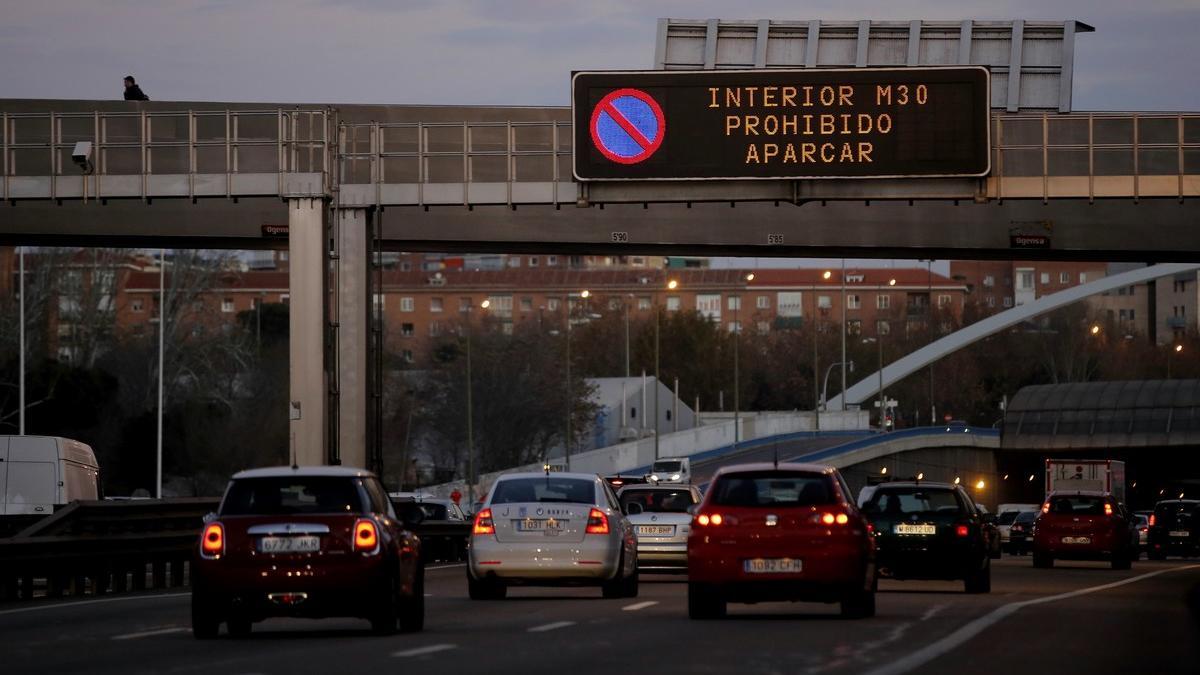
649 457 691 484
0 436 100 515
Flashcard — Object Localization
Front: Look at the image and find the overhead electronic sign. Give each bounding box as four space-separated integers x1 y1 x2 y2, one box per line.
573 67 990 181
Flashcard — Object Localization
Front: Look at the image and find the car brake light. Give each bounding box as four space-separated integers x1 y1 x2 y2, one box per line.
815 512 850 526
354 519 379 552
697 513 723 526
1041 502 1050 514
1149 514 1156 527
473 508 495 535
956 525 970 537
586 508 610 535
200 522 224 559
1104 503 1114 517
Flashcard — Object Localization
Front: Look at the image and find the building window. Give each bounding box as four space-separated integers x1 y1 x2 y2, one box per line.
756 295 770 309
430 297 443 312
876 295 891 310
727 321 740 333
373 294 386 312
401 323 414 337
666 296 681 312
1016 269 1035 291
877 320 890 335
1002 297 1013 308
938 294 952 308
507 257 520 268
460 297 473 313
817 295 832 310
1119 309 1128 321
486 295 513 319
777 292 802 317
728 296 741 311
520 297 533 312
847 294 861 310
1079 272 1088 284
757 321 770 334
529 256 539 267
1118 286 1127 296
402 349 414 364
609 298 622 311
429 322 442 337
547 256 558 266
1175 280 1187 293
638 296 652 310
280 294 290 305
987 296 996 307
982 275 995 287
1060 272 1070 284
221 298 235 313
131 298 145 312
400 297 414 312
697 294 721 320
400 261 412 272
1040 272 1050 285
847 319 862 335
548 298 561 311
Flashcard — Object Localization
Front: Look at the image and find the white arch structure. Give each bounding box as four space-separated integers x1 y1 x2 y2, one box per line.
828 263 1200 409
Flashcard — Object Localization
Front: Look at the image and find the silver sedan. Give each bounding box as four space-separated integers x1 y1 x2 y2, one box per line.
617 484 702 572
467 472 639 599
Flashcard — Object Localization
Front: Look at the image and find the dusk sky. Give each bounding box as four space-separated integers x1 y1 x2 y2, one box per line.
1 1 1196 111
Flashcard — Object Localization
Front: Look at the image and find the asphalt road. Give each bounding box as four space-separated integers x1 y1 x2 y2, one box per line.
2 557 1197 675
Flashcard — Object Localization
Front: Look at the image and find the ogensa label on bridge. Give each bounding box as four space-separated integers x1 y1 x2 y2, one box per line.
572 67 990 181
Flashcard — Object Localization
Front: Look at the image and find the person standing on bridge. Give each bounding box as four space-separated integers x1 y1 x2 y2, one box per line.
123 75 149 101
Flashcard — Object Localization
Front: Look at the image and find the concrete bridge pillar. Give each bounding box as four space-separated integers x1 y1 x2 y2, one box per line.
334 207 369 470
288 198 327 466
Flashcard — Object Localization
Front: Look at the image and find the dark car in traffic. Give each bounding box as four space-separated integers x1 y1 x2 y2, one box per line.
1147 499 1199 559
1032 491 1135 569
687 463 877 619
1008 510 1037 555
192 466 424 638
861 481 991 593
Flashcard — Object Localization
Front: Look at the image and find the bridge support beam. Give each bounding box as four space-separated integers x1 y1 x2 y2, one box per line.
288 198 327 465
335 208 369 470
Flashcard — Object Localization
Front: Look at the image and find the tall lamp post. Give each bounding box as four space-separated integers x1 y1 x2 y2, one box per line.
1168 343 1184 379
18 246 25 435
655 278 679 461
465 298 491 503
840 259 847 411
733 273 754 448
565 289 590 470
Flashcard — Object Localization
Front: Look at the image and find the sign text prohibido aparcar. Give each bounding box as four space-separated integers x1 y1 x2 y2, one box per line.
572 67 990 181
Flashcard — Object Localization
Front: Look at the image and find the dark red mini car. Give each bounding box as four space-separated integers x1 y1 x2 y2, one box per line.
192 466 424 638
1032 491 1135 570
687 462 876 619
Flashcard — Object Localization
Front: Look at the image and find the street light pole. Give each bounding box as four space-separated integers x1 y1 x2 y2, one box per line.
156 249 165 499
18 247 25 435
465 307 474 499
877 335 885 431
840 259 847 412
655 279 678 461
733 297 739 448
624 296 630 379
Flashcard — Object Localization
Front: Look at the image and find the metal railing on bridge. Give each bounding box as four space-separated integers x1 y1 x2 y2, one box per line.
2 107 1197 205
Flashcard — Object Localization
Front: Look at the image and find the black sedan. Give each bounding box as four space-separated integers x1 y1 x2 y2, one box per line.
1007 510 1037 555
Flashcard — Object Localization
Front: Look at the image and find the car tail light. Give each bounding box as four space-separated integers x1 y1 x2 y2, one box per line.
1041 502 1050 514
696 513 724 526
813 512 850 526
956 525 970 537
1104 503 1114 517
473 508 495 536
354 519 379 553
586 508 610 535
1149 514 1156 527
200 522 224 559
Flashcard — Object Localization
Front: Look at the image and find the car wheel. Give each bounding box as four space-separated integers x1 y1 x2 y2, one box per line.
1032 552 1053 569
190 591 219 640
602 551 629 599
964 558 991 594
687 582 726 620
398 565 425 633
467 571 506 600
621 564 640 599
1148 549 1166 561
370 575 401 635
226 612 252 639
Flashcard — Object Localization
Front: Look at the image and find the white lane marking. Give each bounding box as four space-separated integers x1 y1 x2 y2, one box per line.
862 563 1200 675
393 643 457 658
112 627 188 641
427 563 466 570
0 592 190 616
528 620 576 633
622 601 658 611
920 603 949 622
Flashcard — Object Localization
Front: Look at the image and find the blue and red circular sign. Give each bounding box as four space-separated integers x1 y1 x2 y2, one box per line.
589 88 665 165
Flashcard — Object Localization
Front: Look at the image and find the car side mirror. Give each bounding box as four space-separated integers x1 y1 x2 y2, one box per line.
202 512 217 524
625 503 644 516
397 503 425 528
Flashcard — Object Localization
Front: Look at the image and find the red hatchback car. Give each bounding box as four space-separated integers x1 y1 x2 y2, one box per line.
687 463 876 619
192 466 424 638
1032 491 1135 570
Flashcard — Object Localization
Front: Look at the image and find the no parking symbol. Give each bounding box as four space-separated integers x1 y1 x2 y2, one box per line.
589 88 665 165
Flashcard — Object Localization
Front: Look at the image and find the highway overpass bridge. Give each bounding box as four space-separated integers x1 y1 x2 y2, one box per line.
1 18 1198 473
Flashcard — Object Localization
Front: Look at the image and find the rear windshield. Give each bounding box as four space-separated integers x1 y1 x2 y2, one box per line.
652 461 683 473
1047 496 1107 515
620 488 697 513
710 471 833 508
1154 502 1198 526
997 511 1020 525
1014 511 1037 524
416 503 449 520
221 477 364 516
491 477 596 505
863 488 964 516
